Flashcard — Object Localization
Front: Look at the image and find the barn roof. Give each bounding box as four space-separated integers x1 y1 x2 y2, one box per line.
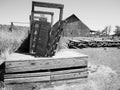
64 14 91 30
64 14 80 23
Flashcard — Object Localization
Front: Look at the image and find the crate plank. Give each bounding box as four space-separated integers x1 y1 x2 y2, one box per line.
51 78 87 86
0 62 5 81
51 71 88 81
5 68 87 79
6 57 87 68
5 76 50 84
5 71 87 84
33 1 64 9
5 58 87 73
4 78 87 90
5 72 51 79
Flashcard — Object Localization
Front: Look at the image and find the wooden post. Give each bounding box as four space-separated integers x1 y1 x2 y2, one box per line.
51 14 54 25
59 8 63 21
29 12 34 53
9 22 13 32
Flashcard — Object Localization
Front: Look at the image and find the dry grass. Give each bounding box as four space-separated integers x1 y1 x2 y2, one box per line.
0 30 120 90
0 25 29 59
3 63 120 90
33 49 120 90
37 49 120 90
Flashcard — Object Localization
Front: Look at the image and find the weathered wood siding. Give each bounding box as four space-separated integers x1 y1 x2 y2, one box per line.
63 14 91 37
63 21 90 37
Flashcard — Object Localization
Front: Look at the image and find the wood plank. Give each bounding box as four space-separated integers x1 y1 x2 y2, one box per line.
5 78 87 90
0 69 5 81
51 78 87 86
5 71 87 84
6 57 87 67
5 57 87 67
29 20 35 53
51 71 88 81
5 76 50 84
52 68 88 75
5 58 87 73
32 1 64 9
0 62 5 81
33 11 54 15
59 8 63 20
4 82 51 90
5 68 87 79
5 72 51 79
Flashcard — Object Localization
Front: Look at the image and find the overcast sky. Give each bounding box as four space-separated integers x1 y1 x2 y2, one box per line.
0 0 120 31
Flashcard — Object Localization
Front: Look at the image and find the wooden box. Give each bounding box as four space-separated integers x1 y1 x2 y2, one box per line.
0 53 88 90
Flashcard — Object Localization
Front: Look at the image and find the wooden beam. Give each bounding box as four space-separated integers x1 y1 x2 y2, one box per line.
51 14 53 25
5 71 88 84
5 57 87 68
29 12 34 53
5 58 87 73
33 16 41 19
51 78 87 86
32 1 64 11
59 8 63 20
33 11 54 15
5 68 87 79
51 71 88 81
5 76 50 84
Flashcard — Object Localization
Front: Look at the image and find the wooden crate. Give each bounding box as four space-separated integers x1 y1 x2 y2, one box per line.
0 55 88 90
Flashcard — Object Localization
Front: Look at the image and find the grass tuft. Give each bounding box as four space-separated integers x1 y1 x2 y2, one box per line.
0 25 29 58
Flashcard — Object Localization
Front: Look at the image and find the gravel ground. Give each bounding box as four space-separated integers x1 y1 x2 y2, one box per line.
1 48 120 90
61 37 120 81
77 47 120 81
38 48 120 90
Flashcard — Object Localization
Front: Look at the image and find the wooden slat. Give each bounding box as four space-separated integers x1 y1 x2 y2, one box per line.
0 62 5 81
29 21 36 53
5 68 87 79
51 71 88 81
5 71 88 84
33 11 54 15
5 76 50 84
51 78 87 86
32 1 64 9
5 57 87 68
5 72 51 79
59 8 63 20
5 58 87 73
4 78 88 90
52 68 88 75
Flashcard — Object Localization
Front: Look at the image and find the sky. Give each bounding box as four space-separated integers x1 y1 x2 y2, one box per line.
0 0 120 32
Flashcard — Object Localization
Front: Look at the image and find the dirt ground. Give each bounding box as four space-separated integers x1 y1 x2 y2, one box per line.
77 47 120 81
1 47 120 90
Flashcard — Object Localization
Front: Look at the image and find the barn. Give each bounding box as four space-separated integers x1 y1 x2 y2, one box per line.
63 14 91 37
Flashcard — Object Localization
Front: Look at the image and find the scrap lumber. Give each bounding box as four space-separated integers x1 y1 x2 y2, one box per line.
5 57 87 73
0 54 88 84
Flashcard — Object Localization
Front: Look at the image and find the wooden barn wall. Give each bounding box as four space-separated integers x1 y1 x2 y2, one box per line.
63 21 90 37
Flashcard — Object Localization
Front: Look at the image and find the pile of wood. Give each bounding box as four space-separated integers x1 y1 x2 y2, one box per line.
68 39 120 49
0 52 88 89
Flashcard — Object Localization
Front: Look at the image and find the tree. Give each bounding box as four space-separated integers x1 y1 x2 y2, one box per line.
114 25 120 36
101 26 111 36
95 30 101 36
